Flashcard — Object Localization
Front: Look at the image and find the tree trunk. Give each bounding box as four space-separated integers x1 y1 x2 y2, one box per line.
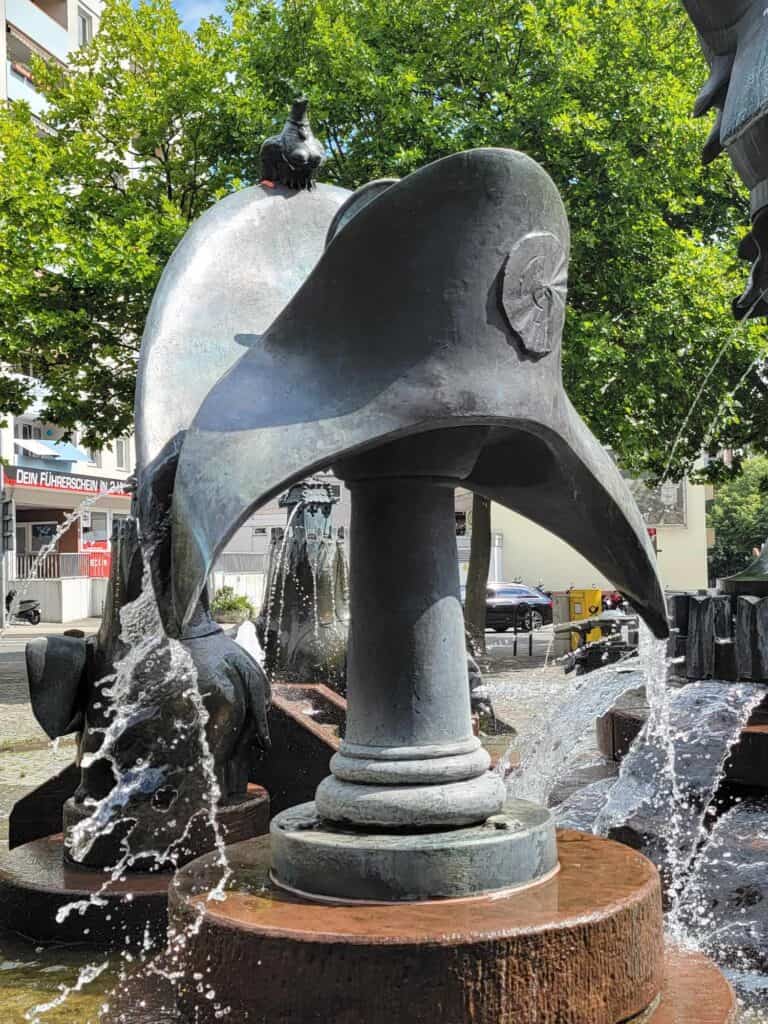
465 494 491 656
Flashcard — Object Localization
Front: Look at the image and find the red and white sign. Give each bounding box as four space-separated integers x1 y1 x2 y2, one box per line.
87 551 112 578
5 465 130 497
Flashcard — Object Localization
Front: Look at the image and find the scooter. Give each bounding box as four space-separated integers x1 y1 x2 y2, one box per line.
6 590 41 625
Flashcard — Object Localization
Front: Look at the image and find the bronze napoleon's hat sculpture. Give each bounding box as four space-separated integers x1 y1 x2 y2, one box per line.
170 145 668 639
683 0 768 317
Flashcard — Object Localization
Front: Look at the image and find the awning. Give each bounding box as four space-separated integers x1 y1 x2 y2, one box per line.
14 438 58 457
40 440 90 462
13 439 90 462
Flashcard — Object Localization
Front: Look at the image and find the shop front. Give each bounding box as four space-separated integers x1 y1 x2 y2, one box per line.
3 465 131 620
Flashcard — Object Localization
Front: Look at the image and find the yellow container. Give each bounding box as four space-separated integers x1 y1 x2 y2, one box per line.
568 588 602 649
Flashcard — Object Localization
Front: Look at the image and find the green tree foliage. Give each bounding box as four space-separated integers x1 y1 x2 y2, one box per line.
708 456 768 581
0 0 765 479
0 0 271 444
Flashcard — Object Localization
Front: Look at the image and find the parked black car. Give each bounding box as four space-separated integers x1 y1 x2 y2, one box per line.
462 582 553 632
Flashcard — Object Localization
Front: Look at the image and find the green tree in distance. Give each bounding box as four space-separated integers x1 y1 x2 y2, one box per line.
0 0 764 477
708 455 768 582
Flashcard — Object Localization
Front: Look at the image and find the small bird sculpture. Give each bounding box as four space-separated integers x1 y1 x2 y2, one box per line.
260 97 325 190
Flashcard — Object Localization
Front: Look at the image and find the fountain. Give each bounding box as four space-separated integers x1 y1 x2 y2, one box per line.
256 475 349 689
0 86 746 1020
156 121 731 1020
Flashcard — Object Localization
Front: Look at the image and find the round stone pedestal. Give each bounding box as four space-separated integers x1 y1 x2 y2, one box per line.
170 830 707 1024
0 785 269 945
0 834 170 945
270 798 557 901
96 946 735 1024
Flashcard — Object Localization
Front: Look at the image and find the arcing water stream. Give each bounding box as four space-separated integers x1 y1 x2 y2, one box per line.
0 489 236 1022
498 625 768 1019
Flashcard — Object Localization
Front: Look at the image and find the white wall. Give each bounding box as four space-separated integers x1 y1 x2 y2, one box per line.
210 571 265 610
90 576 108 617
491 479 708 593
18 576 89 621
654 480 709 591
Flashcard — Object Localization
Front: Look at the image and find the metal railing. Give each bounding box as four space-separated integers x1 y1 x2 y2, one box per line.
15 551 90 579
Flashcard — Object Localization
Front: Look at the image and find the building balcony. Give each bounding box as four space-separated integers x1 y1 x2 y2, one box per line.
6 0 70 64
6 61 48 116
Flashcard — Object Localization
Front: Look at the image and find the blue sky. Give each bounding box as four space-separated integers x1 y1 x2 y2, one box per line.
172 0 228 32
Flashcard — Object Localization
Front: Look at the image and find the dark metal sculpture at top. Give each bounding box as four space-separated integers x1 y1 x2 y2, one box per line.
682 4 768 593
683 1 768 318
260 97 325 190
168 142 669 852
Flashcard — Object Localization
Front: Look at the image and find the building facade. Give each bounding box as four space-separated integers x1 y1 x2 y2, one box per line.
456 477 710 595
1 0 101 116
0 382 133 621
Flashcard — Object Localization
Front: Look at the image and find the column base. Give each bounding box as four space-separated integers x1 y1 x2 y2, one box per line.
270 798 557 902
316 768 506 829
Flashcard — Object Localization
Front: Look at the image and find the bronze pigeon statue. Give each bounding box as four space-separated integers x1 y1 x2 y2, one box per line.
260 97 325 191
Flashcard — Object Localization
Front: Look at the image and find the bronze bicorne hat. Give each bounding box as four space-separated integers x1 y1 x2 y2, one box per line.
168 147 668 637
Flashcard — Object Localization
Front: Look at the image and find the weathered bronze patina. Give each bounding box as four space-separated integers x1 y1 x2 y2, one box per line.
683 1 768 317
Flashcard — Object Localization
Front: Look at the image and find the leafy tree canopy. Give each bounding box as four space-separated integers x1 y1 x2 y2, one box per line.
708 455 768 581
0 0 764 474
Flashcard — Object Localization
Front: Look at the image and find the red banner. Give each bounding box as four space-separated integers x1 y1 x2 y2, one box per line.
5 465 130 497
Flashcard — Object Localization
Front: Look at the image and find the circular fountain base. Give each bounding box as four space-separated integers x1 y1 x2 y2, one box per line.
0 785 270 946
270 798 557 901
168 829 726 1024
95 946 735 1024
0 833 170 946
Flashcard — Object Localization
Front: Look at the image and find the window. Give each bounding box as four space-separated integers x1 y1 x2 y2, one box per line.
114 438 129 471
15 422 42 440
31 522 58 553
82 510 108 547
89 448 102 468
77 8 93 46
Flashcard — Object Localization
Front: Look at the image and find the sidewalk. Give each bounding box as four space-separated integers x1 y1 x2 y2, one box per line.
0 617 100 643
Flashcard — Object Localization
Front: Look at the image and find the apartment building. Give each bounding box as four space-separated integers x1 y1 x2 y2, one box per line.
1 0 101 119
455 476 710 594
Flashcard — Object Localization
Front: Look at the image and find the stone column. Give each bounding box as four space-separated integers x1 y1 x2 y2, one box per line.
315 475 505 829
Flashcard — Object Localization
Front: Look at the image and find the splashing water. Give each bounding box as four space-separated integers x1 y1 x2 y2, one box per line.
25 524 233 1021
234 620 265 667
594 635 763 925
263 502 303 648
504 652 644 805
25 960 109 1024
